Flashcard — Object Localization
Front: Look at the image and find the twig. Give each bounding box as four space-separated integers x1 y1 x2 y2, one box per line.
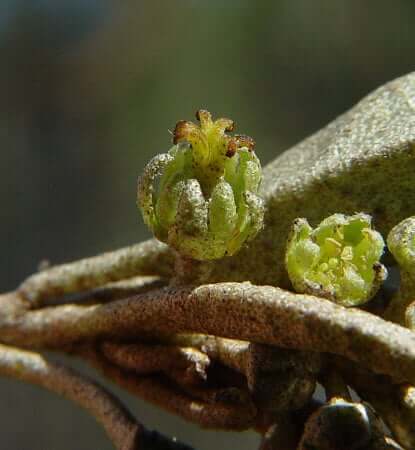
86 347 258 430
44 276 166 307
100 341 210 385
244 343 319 412
168 334 250 373
2 283 415 384
170 334 321 406
19 239 173 306
101 336 318 415
0 343 193 450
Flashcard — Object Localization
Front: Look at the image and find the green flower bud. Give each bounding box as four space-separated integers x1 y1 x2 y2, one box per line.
285 213 387 306
137 110 264 260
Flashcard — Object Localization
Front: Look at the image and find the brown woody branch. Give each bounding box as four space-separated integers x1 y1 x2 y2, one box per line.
2 283 415 385
100 341 210 386
85 346 258 430
19 239 172 306
170 334 320 412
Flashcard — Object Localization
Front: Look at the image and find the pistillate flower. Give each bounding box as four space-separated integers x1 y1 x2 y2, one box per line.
137 110 264 260
285 213 387 306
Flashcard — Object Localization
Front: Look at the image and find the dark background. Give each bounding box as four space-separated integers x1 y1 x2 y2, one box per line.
0 1 414 449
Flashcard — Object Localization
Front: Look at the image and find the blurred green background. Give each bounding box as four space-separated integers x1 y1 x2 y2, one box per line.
0 1 414 449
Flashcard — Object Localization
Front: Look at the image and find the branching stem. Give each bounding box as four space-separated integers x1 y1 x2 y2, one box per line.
1 283 414 385
19 239 173 306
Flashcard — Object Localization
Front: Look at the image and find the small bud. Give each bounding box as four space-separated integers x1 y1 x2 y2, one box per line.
285 213 387 306
137 110 264 260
